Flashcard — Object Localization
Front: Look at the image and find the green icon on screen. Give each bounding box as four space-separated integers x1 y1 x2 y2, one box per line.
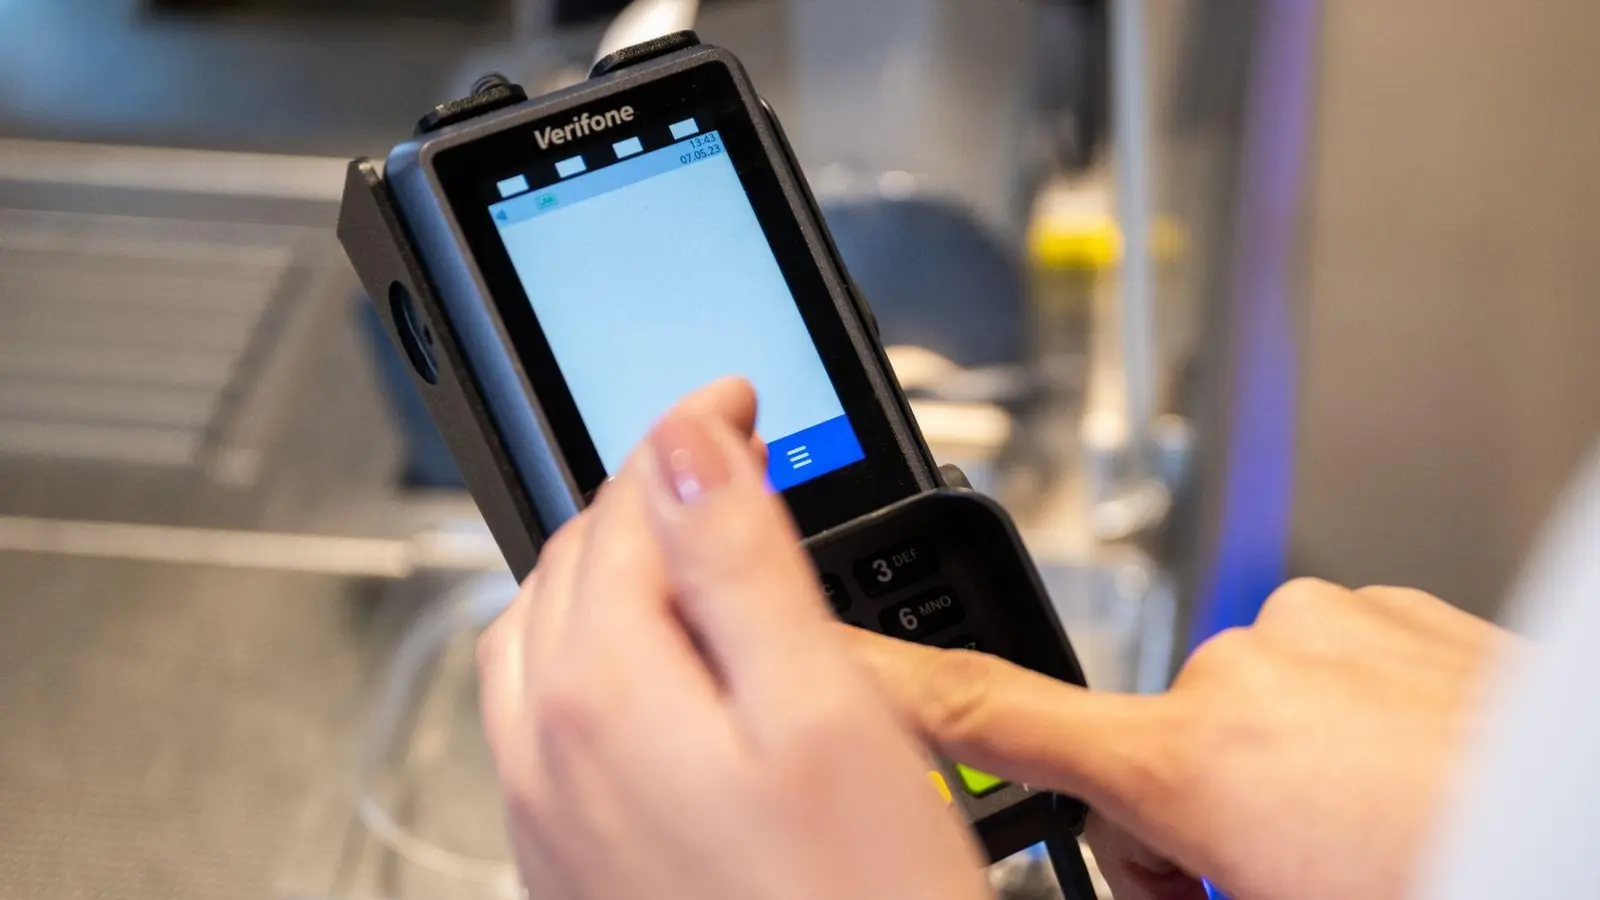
955 764 1008 797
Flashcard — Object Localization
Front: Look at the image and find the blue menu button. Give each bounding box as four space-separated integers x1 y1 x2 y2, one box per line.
765 415 865 491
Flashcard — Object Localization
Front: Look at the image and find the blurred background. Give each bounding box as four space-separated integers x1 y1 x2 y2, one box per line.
1 0 1596 898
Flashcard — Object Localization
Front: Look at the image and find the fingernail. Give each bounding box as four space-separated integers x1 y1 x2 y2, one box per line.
650 414 732 504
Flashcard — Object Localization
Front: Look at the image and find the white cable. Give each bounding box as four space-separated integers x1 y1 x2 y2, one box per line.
356 573 521 895
594 0 701 64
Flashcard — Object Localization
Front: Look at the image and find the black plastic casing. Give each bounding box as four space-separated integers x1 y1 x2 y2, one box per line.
337 33 1092 890
341 40 938 576
803 489 1091 855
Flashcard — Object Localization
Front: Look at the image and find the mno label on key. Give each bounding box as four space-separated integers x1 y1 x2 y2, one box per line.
880 588 965 640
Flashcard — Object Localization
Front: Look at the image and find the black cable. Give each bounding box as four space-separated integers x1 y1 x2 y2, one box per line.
1045 831 1099 900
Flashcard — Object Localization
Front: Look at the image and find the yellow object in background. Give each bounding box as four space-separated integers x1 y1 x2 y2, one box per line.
1027 212 1188 272
927 770 954 805
1028 212 1122 272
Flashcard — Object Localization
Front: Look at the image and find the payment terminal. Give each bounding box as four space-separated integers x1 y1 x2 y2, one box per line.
337 31 1095 896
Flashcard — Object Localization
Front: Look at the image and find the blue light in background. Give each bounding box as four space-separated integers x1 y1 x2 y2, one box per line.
1185 3 1319 899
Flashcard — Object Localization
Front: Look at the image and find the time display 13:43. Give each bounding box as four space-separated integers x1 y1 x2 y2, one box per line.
680 132 724 164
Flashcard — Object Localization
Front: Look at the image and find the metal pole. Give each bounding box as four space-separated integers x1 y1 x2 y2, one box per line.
1110 0 1157 476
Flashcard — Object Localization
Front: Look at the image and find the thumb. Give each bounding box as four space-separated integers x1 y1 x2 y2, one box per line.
842 626 1177 814
641 406 839 731
1084 813 1209 900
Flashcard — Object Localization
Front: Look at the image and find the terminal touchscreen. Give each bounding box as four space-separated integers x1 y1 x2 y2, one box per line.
418 56 937 536
483 117 863 491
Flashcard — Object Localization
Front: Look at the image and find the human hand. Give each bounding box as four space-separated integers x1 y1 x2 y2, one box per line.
846 578 1509 900
476 378 992 900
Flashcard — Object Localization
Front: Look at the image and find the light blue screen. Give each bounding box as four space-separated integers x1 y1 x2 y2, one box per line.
489 131 864 490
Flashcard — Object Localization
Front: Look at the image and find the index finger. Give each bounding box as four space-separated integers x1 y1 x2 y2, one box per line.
842 626 1177 814
639 408 849 744
555 379 770 715
565 448 727 712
